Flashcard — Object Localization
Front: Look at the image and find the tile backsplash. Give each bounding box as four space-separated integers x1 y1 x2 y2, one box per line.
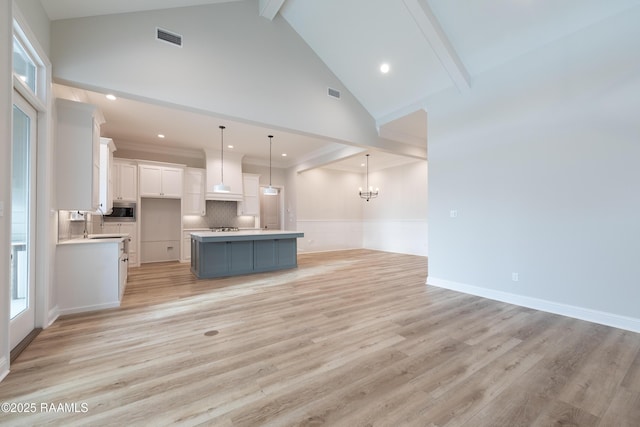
182 201 256 229
59 201 256 241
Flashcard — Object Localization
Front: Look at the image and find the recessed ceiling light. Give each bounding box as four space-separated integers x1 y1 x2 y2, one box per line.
361 163 366 167
380 63 390 74
281 153 287 157
106 94 117 101
157 134 165 138
227 145 234 149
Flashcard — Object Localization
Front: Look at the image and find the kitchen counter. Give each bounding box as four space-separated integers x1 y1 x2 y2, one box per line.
190 230 304 279
58 233 130 245
191 229 304 242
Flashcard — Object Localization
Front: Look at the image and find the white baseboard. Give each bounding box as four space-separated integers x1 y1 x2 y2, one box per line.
427 277 640 333
0 356 8 382
58 302 120 316
47 306 60 328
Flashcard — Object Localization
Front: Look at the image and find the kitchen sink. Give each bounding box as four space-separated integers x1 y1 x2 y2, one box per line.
88 233 128 239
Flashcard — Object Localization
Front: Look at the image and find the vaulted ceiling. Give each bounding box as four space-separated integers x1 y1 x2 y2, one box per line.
39 0 639 171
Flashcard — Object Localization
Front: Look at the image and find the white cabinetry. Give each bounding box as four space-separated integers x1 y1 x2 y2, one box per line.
103 222 138 267
55 98 103 211
113 159 137 202
99 138 115 214
139 163 184 198
183 231 192 261
237 173 260 216
183 167 205 216
56 239 127 314
204 150 244 201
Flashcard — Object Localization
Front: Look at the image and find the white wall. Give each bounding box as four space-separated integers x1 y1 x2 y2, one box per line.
296 168 363 252
15 0 50 56
362 160 428 256
49 1 382 149
427 7 640 331
1 0 13 381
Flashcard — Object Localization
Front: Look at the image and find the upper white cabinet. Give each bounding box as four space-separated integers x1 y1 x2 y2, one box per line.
237 173 260 216
113 159 138 202
55 98 104 211
183 167 206 216
99 138 115 214
139 162 184 198
204 150 244 201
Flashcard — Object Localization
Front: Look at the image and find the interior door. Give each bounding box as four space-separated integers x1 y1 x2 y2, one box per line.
260 188 281 230
10 92 37 349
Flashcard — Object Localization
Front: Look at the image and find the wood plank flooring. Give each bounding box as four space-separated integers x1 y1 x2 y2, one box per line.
1 249 639 426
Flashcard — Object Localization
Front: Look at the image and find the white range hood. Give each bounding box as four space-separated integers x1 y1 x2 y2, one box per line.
204 149 244 201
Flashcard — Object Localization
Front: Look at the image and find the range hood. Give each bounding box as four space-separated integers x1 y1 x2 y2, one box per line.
204 149 244 201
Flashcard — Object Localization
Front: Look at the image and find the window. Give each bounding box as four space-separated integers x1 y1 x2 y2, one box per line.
12 36 37 94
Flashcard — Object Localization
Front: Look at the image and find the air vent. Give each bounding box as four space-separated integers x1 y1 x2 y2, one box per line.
156 27 182 47
327 87 341 99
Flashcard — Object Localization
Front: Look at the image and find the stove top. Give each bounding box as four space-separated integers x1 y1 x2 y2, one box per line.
210 227 239 232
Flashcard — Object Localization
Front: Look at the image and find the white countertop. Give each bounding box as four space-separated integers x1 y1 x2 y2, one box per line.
58 234 130 245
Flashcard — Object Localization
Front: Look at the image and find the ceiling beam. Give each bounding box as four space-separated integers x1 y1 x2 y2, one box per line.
403 0 471 92
259 0 286 21
295 146 366 173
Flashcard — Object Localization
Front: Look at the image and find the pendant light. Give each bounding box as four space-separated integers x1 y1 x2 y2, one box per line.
213 125 230 193
358 154 379 201
263 134 278 195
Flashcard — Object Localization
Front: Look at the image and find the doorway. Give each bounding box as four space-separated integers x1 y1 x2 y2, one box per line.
259 187 282 230
10 92 37 350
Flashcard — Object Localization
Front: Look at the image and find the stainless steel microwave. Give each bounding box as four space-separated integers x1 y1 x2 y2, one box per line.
104 202 136 222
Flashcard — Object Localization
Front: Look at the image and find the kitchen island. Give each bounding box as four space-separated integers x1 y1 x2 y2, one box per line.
190 230 304 279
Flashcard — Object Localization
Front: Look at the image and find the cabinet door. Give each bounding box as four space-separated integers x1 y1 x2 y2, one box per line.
160 167 183 198
183 168 205 215
139 165 163 197
118 163 138 201
238 174 260 216
92 121 101 211
55 99 102 211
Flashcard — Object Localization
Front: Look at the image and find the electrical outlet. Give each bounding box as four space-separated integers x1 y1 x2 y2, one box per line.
449 209 458 218
512 272 519 282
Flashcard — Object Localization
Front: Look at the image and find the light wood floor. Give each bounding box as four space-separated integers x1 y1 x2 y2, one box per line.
1 249 639 426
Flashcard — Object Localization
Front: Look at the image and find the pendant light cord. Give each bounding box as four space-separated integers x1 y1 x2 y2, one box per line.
268 135 273 187
219 125 225 183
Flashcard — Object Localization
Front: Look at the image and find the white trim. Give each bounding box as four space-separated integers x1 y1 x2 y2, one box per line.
58 302 120 316
427 277 640 333
47 306 59 327
0 356 8 382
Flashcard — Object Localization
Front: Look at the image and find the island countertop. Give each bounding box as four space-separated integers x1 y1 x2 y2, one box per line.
190 230 304 242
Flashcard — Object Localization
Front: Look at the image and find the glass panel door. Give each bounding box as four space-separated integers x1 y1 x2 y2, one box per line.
10 92 37 349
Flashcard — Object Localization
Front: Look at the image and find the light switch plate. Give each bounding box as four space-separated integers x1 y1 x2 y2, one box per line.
0 201 3 217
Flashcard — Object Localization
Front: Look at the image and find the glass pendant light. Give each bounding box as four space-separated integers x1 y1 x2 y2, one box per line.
213 125 230 193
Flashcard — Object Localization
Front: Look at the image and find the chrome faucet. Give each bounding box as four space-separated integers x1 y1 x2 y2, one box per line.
96 205 105 230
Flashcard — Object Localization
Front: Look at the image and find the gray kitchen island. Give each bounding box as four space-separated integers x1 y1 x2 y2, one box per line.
190 230 304 279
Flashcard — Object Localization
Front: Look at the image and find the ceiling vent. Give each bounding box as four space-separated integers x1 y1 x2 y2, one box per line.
156 27 182 47
327 87 341 99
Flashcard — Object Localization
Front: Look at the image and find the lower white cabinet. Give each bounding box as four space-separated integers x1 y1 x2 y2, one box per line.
56 239 128 315
183 231 192 261
102 222 138 266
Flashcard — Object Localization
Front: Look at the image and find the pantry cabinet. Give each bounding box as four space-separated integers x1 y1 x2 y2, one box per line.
183 167 206 215
237 173 260 216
